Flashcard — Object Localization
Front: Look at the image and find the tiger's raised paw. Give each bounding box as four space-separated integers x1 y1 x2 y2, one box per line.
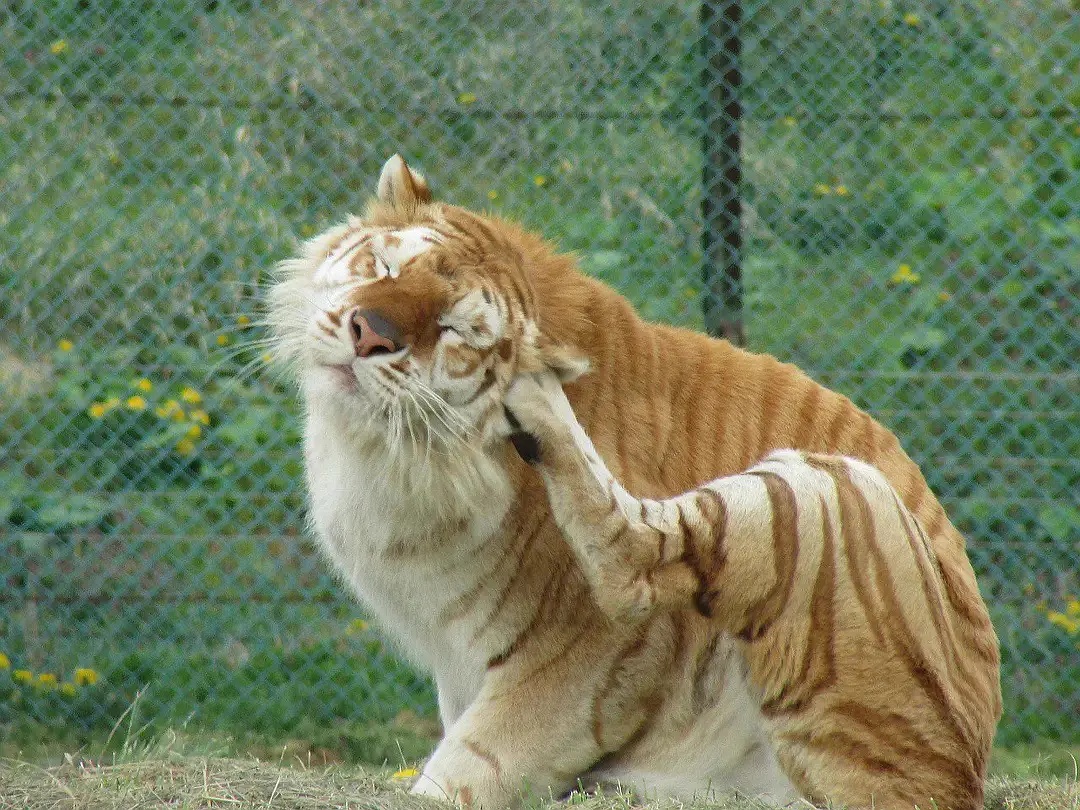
503 372 576 464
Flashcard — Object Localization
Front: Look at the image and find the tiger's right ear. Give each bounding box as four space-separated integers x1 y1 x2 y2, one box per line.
377 154 433 212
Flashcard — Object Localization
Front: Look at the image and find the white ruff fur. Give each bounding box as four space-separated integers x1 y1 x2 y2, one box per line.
304 387 516 727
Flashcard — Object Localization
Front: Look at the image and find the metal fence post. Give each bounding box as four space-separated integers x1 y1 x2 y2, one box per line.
701 0 743 344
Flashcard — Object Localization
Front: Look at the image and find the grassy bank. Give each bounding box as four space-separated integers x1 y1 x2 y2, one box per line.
0 754 1076 810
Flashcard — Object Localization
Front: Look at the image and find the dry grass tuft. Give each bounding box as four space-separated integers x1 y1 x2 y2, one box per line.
0 757 1076 810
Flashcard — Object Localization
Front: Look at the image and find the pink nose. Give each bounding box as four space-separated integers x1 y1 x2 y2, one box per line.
348 308 402 357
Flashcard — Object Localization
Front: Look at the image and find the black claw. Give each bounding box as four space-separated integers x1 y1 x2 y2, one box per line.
504 406 542 464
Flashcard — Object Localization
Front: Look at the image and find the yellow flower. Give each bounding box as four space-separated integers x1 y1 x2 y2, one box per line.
181 387 202 404
126 395 147 411
186 424 202 439
88 402 109 419
134 378 153 392
782 116 797 127
50 39 69 55
938 291 951 303
1067 600 1080 617
533 175 548 187
813 183 832 196
60 683 77 697
457 92 477 105
487 190 498 200
903 12 921 26
190 409 210 425
1047 611 1080 635
36 673 58 689
216 334 230 346
74 668 99 686
833 185 850 196
890 264 920 285
175 439 196 456
237 314 251 326
13 670 32 684
346 618 369 635
392 768 419 780
0 652 9 670
58 339 74 352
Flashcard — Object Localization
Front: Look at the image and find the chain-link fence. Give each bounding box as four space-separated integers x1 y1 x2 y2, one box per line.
1 0 1077 751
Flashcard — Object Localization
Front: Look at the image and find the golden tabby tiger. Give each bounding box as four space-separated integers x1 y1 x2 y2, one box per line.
268 155 1000 809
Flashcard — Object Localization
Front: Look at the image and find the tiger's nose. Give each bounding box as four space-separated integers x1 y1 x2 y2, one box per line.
348 308 403 357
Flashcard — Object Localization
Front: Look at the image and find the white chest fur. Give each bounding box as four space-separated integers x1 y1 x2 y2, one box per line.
302 395 515 724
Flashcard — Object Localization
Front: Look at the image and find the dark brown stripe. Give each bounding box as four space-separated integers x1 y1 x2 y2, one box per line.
754 361 784 463
472 516 548 639
505 614 593 677
678 526 711 618
824 400 855 448
590 622 652 748
762 493 837 716
791 383 823 447
602 519 631 551
830 700 981 800
807 455 887 647
904 466 927 517
440 512 543 624
690 633 725 712
889 490 954 666
468 367 498 402
856 410 876 460
325 309 342 327
848 470 975 749
485 554 572 669
787 727 906 778
463 739 503 780
702 490 729 584
737 471 800 641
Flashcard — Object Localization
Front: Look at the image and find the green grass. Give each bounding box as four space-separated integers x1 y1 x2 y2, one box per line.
1 0 1078 747
0 744 1076 810
0 723 1078 808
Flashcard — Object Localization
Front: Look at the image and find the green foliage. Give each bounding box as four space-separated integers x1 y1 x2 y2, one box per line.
0 0 1076 746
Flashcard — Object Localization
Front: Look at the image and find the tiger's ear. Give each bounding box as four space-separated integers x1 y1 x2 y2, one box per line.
526 335 591 383
377 154 433 211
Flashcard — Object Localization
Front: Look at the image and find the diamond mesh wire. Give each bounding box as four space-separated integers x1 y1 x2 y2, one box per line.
1 0 1076 748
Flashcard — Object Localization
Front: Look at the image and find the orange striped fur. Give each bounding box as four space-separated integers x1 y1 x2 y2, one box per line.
504 372 1000 810
268 156 1000 809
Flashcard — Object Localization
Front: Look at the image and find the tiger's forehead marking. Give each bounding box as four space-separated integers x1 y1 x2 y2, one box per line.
314 226 442 287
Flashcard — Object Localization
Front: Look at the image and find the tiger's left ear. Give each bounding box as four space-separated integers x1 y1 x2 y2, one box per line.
377 154 433 211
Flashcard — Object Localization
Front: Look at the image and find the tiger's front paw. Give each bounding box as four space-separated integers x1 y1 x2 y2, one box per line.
503 372 571 464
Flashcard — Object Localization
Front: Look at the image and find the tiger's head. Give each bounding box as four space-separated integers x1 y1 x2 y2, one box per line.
268 155 589 459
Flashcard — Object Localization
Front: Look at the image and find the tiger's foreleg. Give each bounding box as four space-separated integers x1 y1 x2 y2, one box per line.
503 372 762 626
